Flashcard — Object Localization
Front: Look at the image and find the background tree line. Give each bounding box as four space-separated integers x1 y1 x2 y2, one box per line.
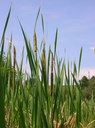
79 76 95 100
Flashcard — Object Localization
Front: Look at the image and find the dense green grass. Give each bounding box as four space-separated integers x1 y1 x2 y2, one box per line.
0 6 95 128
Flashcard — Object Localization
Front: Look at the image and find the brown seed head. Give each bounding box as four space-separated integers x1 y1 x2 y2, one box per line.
13 45 16 69
42 48 46 70
33 32 37 52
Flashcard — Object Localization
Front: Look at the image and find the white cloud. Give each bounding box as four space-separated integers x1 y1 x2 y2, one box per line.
79 68 95 79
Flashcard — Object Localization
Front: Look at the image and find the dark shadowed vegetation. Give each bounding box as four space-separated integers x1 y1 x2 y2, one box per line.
80 76 95 100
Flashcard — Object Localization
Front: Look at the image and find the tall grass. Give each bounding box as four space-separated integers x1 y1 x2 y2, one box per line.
0 6 11 128
0 6 95 128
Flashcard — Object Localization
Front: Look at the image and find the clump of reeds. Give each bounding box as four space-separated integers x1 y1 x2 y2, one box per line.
64 112 77 128
1 5 95 128
80 120 95 128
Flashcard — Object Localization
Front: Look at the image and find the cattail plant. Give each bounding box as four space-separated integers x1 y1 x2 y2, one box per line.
33 8 40 66
7 41 12 88
33 31 37 53
41 44 49 102
50 51 53 96
33 32 37 53
1 4 95 128
12 45 16 90
33 31 38 69
13 45 16 70
41 44 46 72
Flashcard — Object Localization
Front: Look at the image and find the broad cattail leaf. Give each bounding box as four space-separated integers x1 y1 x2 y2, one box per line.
19 47 24 74
78 47 82 76
47 46 51 84
34 8 40 31
0 5 11 65
50 51 53 96
41 108 48 128
18 101 26 128
41 14 44 34
19 22 36 76
54 28 58 62
13 45 16 70
73 61 77 77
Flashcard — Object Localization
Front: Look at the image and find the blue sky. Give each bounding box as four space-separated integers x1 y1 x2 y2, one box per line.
0 0 95 77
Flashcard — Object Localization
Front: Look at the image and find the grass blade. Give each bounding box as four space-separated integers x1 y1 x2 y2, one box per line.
34 8 40 31
19 22 36 76
54 28 58 62
78 47 82 76
0 5 11 64
41 14 44 34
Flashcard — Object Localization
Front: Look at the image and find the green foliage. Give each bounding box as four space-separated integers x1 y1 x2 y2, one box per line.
80 76 95 100
0 6 11 128
0 5 95 128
